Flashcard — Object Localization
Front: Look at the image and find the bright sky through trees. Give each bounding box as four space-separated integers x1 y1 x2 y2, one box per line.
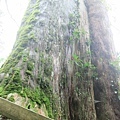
107 0 120 53
0 0 120 66
0 0 29 60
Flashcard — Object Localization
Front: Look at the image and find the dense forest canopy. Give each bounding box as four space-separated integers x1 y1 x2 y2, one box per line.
0 0 120 120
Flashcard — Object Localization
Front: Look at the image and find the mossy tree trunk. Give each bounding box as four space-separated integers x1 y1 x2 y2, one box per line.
0 0 120 120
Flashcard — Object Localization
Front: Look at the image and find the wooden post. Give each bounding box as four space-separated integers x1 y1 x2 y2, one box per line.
0 97 53 120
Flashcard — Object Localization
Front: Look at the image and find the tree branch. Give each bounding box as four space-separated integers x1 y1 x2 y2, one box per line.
5 0 19 27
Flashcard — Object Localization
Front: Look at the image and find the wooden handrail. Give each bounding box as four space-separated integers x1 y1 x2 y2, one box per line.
0 97 53 120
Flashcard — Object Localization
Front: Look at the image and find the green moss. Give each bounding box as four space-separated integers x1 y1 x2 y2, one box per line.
0 0 41 73
21 0 40 27
0 68 22 98
0 86 6 96
26 9 40 24
40 56 53 76
5 69 22 92
73 28 80 39
23 57 27 62
0 0 54 118
26 70 33 77
8 95 15 102
1 38 28 72
1 56 17 73
44 64 52 76
35 48 38 52
28 32 35 40
12 69 21 81
0 90 8 97
18 25 33 36
27 61 34 71
80 27 87 36
22 53 28 62
20 87 54 118
29 100 35 108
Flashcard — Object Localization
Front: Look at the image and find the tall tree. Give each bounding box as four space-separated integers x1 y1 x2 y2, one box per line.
85 0 120 119
0 0 120 120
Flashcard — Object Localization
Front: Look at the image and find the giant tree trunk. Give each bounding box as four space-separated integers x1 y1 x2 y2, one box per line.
85 0 120 120
0 0 120 120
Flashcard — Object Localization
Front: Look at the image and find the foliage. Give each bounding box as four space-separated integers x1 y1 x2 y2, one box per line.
72 54 95 69
27 61 34 71
8 95 15 102
73 29 80 39
4 68 22 93
26 70 33 77
20 87 53 118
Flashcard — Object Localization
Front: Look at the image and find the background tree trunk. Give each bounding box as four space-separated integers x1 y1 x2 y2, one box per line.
85 0 120 119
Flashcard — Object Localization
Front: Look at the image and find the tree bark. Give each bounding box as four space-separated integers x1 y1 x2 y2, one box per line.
85 0 120 119
0 0 120 120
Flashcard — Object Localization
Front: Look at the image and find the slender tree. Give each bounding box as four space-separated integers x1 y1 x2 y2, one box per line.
0 0 120 120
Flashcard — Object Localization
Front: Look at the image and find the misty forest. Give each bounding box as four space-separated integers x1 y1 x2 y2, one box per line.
0 0 120 120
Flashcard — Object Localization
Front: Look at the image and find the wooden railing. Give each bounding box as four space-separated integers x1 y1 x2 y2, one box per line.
0 97 53 120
